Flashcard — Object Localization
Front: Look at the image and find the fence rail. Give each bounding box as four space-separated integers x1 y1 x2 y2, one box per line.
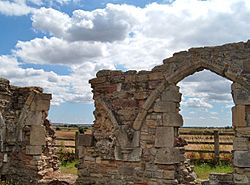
179 128 234 162
54 127 235 161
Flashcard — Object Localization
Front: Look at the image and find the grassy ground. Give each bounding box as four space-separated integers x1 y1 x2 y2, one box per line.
60 160 78 175
194 162 233 179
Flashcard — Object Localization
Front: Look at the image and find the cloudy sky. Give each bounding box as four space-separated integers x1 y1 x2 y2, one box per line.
1 0 250 126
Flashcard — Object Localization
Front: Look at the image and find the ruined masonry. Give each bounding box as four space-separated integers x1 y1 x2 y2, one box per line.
76 40 250 185
2 40 250 185
0 78 58 184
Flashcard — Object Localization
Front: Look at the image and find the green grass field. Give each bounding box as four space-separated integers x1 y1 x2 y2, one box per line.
194 162 233 179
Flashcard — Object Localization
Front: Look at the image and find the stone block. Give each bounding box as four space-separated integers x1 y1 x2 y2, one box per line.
25 111 43 125
26 145 42 155
114 146 123 160
140 132 154 144
95 84 118 94
131 131 140 147
146 119 157 128
234 151 250 167
233 137 249 151
127 147 142 162
148 72 164 80
155 127 175 148
243 60 250 73
134 92 148 100
154 102 177 113
232 83 250 105
162 113 183 127
38 93 52 100
125 74 136 83
200 180 209 185
236 127 250 137
232 105 247 127
89 76 107 84
77 134 94 147
96 70 111 77
148 80 162 89
77 146 86 159
163 170 175 180
209 173 233 184
30 125 46 146
136 74 149 82
155 148 182 164
118 166 135 176
161 85 181 102
30 98 51 111
234 173 249 184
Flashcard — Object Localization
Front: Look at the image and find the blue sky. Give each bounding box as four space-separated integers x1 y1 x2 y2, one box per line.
1 0 250 126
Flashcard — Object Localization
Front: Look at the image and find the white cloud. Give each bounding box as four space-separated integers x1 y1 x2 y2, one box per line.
32 4 141 42
142 0 250 48
182 97 213 109
3 0 250 107
0 55 114 105
32 7 71 36
15 37 107 65
179 70 233 109
0 0 73 16
18 0 250 70
0 0 34 16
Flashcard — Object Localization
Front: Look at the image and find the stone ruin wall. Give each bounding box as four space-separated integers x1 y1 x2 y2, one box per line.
0 78 58 184
1 40 250 185
76 40 250 185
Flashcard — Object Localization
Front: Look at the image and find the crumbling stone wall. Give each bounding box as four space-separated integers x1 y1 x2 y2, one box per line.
0 78 58 184
77 40 250 185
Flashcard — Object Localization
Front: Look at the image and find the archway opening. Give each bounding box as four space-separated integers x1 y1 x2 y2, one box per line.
177 69 234 181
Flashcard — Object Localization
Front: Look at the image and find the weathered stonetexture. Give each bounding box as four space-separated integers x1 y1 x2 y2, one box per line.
155 148 184 164
26 145 43 155
162 113 183 127
234 173 249 184
154 102 178 113
155 127 175 148
235 127 250 137
77 134 94 147
232 83 250 105
208 173 234 185
232 105 248 127
30 125 46 146
78 40 250 185
234 151 250 167
233 137 250 151
160 85 181 102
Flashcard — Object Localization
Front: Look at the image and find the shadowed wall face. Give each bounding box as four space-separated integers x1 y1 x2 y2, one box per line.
77 40 250 185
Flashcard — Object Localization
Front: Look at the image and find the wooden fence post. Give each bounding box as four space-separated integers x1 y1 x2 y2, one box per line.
214 130 220 164
75 131 79 158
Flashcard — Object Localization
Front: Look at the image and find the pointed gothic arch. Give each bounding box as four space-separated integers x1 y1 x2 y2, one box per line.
77 40 250 185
